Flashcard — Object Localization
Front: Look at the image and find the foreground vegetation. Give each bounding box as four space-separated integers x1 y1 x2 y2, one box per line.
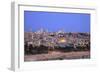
24 43 90 55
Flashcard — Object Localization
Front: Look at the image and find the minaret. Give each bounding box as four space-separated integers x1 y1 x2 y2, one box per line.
29 28 33 40
40 28 44 33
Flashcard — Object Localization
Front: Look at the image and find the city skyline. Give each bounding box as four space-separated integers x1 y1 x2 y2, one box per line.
24 11 90 32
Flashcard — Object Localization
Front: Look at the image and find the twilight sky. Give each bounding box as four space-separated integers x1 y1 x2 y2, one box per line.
24 11 90 32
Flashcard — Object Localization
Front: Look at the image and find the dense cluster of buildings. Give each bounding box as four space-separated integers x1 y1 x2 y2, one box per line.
24 29 90 49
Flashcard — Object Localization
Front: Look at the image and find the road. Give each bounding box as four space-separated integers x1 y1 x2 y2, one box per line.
24 51 90 61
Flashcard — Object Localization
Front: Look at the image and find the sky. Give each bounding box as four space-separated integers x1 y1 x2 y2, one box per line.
24 11 90 32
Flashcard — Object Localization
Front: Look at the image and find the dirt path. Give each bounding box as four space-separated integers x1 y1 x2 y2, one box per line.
24 51 90 61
